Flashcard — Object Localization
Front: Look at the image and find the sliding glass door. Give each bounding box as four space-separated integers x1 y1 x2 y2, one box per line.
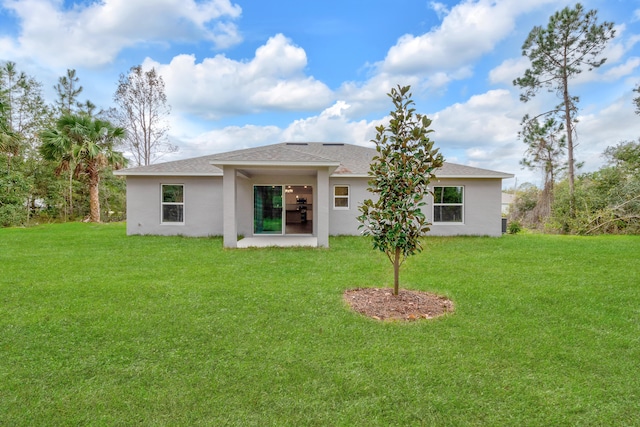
254 186 283 234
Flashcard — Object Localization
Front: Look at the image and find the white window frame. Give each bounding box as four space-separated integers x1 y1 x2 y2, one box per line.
433 186 464 224
161 184 185 225
333 185 350 210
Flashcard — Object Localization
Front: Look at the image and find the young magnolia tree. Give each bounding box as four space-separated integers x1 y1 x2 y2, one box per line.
358 85 444 295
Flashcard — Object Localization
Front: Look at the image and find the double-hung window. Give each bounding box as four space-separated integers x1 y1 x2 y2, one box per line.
433 186 463 223
333 185 349 209
161 184 184 224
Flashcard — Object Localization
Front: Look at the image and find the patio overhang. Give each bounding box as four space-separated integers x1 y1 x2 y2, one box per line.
210 160 340 177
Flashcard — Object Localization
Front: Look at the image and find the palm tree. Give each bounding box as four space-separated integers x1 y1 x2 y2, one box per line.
40 114 127 222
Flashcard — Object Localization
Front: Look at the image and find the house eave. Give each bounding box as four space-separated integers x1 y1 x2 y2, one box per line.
435 174 515 179
210 160 341 168
331 173 369 178
113 171 222 177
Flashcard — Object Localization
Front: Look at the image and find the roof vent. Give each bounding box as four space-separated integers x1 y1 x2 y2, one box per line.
286 142 308 146
322 143 344 146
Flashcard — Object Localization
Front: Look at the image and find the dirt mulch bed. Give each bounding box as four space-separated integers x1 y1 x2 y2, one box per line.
343 287 454 321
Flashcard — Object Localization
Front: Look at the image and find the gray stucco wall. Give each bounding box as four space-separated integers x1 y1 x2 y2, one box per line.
125 175 223 236
328 177 369 236
124 174 504 238
427 178 503 237
328 177 504 237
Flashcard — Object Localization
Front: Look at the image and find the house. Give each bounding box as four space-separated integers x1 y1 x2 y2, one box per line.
114 142 514 247
502 192 516 215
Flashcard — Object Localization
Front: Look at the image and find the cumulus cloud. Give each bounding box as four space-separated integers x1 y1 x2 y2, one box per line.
576 93 640 171
2 0 242 67
489 57 530 86
167 100 380 159
380 0 561 74
337 0 559 116
281 101 380 145
175 124 283 159
382 1 517 75
145 34 334 119
427 89 527 181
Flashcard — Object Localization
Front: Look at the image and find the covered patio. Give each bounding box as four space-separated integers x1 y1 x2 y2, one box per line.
211 144 340 248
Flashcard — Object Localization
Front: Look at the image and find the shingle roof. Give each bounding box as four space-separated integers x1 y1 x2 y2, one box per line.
114 142 513 179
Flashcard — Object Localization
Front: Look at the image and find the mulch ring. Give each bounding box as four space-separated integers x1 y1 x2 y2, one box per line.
343 287 454 321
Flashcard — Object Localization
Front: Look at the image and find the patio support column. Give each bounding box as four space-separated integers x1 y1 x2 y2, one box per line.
316 167 330 247
223 166 237 248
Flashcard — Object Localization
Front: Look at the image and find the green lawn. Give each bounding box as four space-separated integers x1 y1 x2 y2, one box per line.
1 223 639 426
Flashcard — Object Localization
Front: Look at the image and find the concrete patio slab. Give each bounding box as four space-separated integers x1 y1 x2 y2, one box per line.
237 236 318 248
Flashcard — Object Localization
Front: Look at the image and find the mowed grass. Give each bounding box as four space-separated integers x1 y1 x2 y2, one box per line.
1 223 639 426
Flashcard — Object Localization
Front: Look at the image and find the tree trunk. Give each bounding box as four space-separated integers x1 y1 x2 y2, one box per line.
68 168 73 220
393 247 401 296
88 164 100 223
562 70 576 218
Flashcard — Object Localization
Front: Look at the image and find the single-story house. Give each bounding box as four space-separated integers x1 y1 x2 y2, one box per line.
114 142 514 248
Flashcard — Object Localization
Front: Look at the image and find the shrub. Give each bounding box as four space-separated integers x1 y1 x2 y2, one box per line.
508 220 522 234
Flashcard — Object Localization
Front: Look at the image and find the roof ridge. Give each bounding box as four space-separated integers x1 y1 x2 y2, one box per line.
279 143 341 162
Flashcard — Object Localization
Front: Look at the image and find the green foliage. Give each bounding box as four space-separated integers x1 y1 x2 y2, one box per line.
0 168 31 226
514 4 614 103
604 140 640 175
54 69 81 114
0 62 129 227
549 165 640 234
358 85 443 294
508 220 522 234
519 115 566 182
99 171 127 222
40 114 127 222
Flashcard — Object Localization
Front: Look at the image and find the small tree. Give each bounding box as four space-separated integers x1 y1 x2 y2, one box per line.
519 115 566 222
54 69 83 115
358 85 444 295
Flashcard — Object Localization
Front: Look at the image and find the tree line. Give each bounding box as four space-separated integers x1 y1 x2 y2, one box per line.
0 62 171 226
509 3 640 235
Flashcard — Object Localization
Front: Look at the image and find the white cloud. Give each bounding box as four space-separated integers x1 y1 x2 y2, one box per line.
432 89 523 146
175 124 283 159
168 101 380 159
281 101 380 145
428 89 528 182
489 57 530 86
2 0 242 68
430 2 450 20
601 57 640 81
380 0 552 75
337 0 560 117
146 34 334 118
575 93 640 171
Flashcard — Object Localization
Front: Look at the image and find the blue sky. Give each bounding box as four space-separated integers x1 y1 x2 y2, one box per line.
2 0 640 186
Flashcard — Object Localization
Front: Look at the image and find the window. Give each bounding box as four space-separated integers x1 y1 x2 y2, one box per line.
333 185 349 209
161 184 184 223
434 186 463 223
